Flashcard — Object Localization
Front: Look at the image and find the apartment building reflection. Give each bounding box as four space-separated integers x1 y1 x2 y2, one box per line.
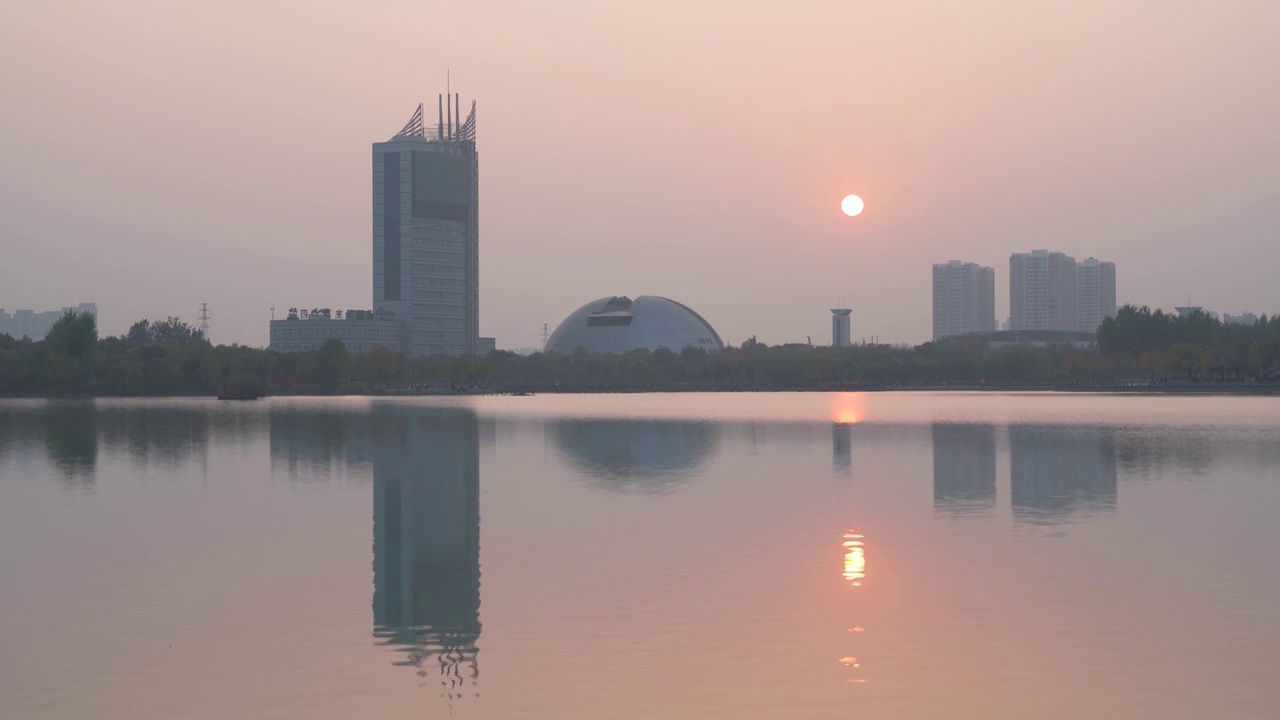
931 424 997 515
372 407 481 698
553 418 718 494
1009 425 1117 523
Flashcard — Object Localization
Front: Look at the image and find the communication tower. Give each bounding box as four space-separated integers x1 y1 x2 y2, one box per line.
198 303 211 340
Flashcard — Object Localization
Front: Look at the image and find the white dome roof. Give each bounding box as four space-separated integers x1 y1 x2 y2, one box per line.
545 295 724 355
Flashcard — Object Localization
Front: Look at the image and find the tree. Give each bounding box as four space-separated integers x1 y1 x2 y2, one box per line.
995 346 1044 383
126 320 152 346
125 317 209 346
1137 350 1164 383
45 311 98 358
1168 343 1203 380
314 339 353 389
415 355 444 382
152 317 208 346
441 357 489 384
360 347 404 387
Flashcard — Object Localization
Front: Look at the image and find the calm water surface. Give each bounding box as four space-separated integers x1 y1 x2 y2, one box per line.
1 393 1278 719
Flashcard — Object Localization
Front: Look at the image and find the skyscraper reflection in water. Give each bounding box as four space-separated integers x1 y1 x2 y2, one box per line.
832 422 852 478
1009 425 1117 524
372 407 481 700
931 423 997 516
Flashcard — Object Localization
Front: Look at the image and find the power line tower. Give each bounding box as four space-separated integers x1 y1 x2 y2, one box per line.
198 303 211 340
540 323 549 350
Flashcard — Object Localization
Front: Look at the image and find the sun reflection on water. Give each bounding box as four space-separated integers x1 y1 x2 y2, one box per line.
842 531 866 586
840 529 868 685
830 393 867 425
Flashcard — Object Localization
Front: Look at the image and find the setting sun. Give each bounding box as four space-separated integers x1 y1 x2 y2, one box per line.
841 194 864 217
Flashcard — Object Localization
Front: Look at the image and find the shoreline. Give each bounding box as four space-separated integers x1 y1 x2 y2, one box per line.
4 383 1279 400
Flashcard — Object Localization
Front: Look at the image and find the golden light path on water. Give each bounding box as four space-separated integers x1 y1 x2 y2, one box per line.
841 530 868 684
843 531 865 586
833 393 869 683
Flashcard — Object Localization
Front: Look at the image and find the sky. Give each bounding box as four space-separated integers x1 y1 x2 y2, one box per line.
2 0 1278 348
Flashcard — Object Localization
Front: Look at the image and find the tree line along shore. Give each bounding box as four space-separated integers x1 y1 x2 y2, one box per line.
1 306 1277 398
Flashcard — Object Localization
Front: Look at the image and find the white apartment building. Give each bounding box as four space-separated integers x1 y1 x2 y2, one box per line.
932 261 996 340
1076 257 1117 333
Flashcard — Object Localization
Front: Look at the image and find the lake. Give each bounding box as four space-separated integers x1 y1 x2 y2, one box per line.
1 393 1278 719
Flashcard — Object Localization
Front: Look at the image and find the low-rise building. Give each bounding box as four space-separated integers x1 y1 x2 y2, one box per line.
268 307 496 355
269 308 407 354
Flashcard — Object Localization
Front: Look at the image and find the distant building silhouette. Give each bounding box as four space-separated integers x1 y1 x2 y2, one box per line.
0 303 96 341
831 308 852 347
931 261 995 340
1010 250 1078 331
1223 311 1259 326
270 94 492 356
374 97 480 356
1009 251 1117 333
1009 425 1117 523
931 423 996 514
1075 257 1117 333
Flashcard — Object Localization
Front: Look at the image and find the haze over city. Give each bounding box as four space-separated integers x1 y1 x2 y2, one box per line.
3 1 1278 347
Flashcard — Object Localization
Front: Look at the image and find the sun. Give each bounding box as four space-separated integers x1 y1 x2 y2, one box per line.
841 194 864 217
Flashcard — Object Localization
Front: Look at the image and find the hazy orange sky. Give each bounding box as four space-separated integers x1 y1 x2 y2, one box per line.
2 0 1277 347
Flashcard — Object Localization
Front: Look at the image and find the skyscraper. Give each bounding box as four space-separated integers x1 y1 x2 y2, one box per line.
1075 257 1117 333
1009 250 1077 331
373 95 479 356
931 261 995 340
831 308 852 347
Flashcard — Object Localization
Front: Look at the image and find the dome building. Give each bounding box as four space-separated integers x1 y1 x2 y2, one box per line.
545 295 724 355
